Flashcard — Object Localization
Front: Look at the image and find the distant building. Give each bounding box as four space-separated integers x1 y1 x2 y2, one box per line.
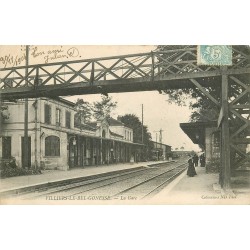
151 141 172 160
171 150 194 158
0 97 143 170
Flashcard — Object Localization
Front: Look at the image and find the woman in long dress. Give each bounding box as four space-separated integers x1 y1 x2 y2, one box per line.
187 157 197 177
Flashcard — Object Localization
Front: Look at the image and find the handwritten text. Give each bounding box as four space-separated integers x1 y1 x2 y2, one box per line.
0 46 81 68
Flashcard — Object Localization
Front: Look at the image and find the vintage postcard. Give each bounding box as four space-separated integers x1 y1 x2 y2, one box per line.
0 45 249 205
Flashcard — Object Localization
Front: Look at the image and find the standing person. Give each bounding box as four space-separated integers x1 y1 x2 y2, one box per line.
193 154 199 167
187 156 197 177
9 157 17 168
200 153 205 167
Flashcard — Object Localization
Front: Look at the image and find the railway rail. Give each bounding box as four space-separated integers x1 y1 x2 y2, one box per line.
2 161 188 201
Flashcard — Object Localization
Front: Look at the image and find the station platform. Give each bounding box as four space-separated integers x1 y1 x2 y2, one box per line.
1 161 249 204
0 161 166 194
151 166 250 205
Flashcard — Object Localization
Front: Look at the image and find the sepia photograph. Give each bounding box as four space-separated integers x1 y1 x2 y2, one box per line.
1 2 250 250
0 45 249 205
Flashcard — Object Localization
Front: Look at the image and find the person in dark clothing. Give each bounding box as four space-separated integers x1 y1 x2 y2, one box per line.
200 154 205 167
9 157 17 168
193 154 199 167
187 157 197 177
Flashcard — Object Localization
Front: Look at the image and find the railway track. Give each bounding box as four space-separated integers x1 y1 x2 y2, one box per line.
113 163 187 200
4 161 187 201
75 162 187 200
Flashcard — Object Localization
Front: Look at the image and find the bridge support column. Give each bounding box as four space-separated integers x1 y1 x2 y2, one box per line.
220 68 231 190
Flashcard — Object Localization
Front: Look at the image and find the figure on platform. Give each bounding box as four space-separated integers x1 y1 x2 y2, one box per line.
187 156 197 177
8 157 17 169
200 153 205 167
193 154 199 167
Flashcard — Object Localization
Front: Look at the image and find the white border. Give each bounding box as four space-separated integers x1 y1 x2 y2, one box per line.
1 1 249 250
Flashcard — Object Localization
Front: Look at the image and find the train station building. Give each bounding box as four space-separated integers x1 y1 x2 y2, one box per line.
180 121 250 171
0 97 144 170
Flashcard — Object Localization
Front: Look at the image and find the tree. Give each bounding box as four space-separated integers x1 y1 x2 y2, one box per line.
156 45 250 165
74 98 92 127
92 96 117 119
156 45 221 122
118 114 154 160
156 45 250 122
0 105 10 122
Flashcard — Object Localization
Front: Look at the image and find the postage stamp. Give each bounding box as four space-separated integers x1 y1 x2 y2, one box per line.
197 45 232 66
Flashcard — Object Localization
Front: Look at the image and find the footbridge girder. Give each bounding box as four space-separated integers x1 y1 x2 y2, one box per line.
0 46 249 190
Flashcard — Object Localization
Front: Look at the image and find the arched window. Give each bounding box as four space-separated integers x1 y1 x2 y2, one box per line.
45 136 60 156
102 130 106 138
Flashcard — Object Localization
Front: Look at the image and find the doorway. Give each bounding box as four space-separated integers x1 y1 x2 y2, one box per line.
21 136 31 168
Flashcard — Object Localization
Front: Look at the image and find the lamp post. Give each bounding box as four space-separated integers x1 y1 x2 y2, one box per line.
72 137 77 146
23 45 29 169
110 147 114 163
68 135 77 167
141 104 144 144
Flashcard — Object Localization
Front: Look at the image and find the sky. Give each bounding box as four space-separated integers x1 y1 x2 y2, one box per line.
67 92 197 151
0 45 200 151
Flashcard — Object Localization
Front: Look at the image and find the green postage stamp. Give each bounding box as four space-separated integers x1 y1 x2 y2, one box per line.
197 45 232 66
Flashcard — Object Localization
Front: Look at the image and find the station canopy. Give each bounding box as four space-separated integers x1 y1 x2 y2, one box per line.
180 121 217 146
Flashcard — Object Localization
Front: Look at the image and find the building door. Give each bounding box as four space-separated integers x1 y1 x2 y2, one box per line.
21 137 31 168
2 137 11 159
81 140 85 166
69 137 78 168
102 140 107 164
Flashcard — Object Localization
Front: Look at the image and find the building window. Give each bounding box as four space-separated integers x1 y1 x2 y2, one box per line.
125 131 127 139
66 111 71 128
2 136 11 159
102 130 106 138
44 104 51 124
45 136 60 156
56 108 61 126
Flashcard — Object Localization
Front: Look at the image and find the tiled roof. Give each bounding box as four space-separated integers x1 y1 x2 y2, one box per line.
107 117 124 126
79 124 97 131
109 130 123 138
49 97 76 107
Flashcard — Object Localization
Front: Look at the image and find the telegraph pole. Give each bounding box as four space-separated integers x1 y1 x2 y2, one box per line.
141 104 144 144
154 129 164 161
154 129 164 145
23 45 29 168
159 129 163 144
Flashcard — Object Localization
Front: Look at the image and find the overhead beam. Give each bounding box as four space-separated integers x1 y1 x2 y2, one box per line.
217 105 224 128
0 75 221 100
190 78 220 107
1 70 225 100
